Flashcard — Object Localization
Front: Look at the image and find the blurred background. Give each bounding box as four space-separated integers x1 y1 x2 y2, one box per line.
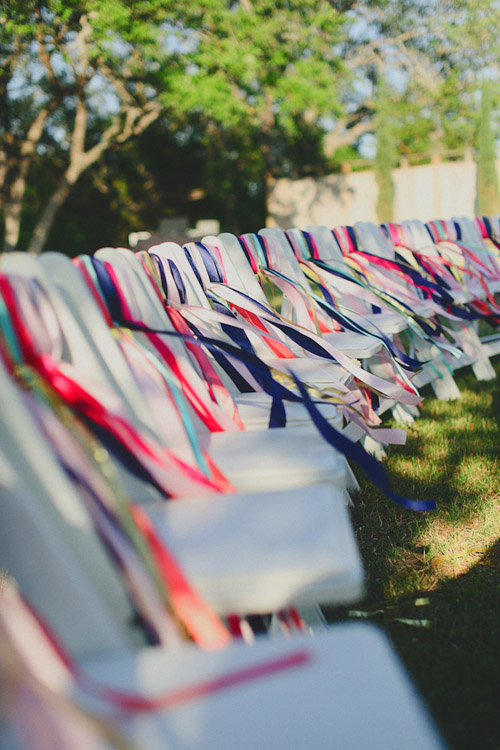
2 0 500 255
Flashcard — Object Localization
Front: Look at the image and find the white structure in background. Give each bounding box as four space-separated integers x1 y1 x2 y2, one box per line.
267 154 500 229
187 219 220 238
129 231 152 248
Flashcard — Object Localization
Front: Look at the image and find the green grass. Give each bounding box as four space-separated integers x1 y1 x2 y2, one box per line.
324 359 500 750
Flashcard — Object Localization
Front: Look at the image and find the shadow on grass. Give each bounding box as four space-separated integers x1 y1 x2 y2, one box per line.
324 362 500 750
325 541 500 750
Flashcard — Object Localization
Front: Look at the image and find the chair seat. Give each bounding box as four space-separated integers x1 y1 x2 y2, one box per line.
349 311 408 335
264 356 352 387
322 331 382 358
204 425 347 492
146 483 363 614
79 623 445 750
234 391 342 430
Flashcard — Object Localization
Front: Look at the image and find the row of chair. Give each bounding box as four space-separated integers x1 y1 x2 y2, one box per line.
2 212 499 748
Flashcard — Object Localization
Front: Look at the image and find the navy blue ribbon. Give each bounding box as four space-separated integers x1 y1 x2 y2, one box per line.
150 254 170 301
362 251 456 307
349 251 491 322
297 266 425 370
346 226 359 250
88 256 435 511
184 247 205 289
91 258 123 320
310 259 447 340
102 305 434 513
262 263 425 370
167 260 187 304
409 253 454 293
291 376 436 513
195 242 225 283
185 244 265 360
483 216 492 239
237 236 259 272
158 246 270 392
61 463 161 644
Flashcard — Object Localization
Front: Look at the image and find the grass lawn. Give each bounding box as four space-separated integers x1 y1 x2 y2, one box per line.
325 358 500 750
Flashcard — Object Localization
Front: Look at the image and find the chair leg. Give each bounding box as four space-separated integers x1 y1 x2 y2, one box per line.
466 324 497 381
392 402 419 425
414 341 462 401
361 433 387 460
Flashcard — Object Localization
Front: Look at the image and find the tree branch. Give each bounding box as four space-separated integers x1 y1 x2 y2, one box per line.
116 100 162 143
98 60 138 108
68 12 93 84
346 29 425 69
0 149 9 200
323 114 374 157
36 7 65 95
239 0 254 12
2 106 52 250
69 96 88 165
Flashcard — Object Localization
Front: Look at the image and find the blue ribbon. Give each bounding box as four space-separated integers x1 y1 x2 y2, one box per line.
167 260 187 304
296 266 425 370
310 259 447 340
61 463 162 645
150 254 170 300
184 247 205 289
195 242 224 283
90 258 123 320
346 226 359 250
85 257 434 512
89 257 214 474
291 375 436 513
90 257 290 427
483 217 492 238
99 307 434 513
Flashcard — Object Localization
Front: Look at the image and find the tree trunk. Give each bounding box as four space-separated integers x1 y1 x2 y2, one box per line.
3 160 40 251
1 108 51 251
26 176 72 255
3 196 23 252
24 99 160 254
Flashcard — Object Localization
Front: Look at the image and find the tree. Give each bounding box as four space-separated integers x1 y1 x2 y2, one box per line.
326 0 500 163
1 0 348 252
476 78 500 217
4 0 500 254
170 0 346 206
1 0 188 253
374 79 397 223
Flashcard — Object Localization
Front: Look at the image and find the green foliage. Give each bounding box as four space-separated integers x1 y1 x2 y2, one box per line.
438 72 477 151
25 116 268 255
169 0 345 166
3 0 500 251
328 143 360 164
1 0 346 251
374 81 397 223
390 73 476 156
476 79 500 217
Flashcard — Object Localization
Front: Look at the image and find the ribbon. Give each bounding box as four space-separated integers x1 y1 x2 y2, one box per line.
206 283 422 405
102 314 434 510
0 274 231 499
0 583 309 721
290 375 435 513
